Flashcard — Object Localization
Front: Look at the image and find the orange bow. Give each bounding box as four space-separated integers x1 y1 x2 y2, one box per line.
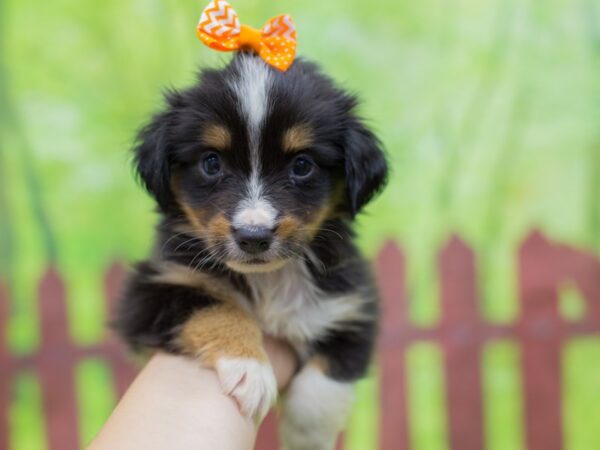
196 0 297 71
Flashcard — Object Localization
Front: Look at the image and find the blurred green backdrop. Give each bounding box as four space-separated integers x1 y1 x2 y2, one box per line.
1 0 599 449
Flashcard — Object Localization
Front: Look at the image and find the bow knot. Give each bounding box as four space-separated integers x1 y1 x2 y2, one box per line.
196 0 297 71
238 24 262 53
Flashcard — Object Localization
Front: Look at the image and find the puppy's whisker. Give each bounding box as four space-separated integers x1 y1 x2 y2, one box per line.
194 247 228 273
302 247 326 273
160 230 198 254
189 240 229 272
303 227 345 240
172 236 205 253
188 244 224 271
160 226 213 255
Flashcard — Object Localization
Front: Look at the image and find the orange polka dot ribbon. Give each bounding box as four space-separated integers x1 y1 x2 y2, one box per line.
196 0 297 71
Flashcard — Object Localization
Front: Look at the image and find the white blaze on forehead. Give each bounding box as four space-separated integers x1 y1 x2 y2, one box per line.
233 197 277 230
228 55 272 153
228 56 276 231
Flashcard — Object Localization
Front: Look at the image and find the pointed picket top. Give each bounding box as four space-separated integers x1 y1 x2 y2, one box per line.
440 234 474 268
519 229 560 300
519 229 555 272
375 239 408 333
553 235 600 322
439 233 479 323
522 228 550 250
38 266 71 347
378 239 403 263
524 230 600 331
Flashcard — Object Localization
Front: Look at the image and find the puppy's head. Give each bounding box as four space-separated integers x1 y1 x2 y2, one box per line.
135 54 387 273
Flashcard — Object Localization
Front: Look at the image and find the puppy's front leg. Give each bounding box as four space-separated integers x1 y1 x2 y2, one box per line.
279 318 376 450
279 359 354 450
177 303 277 422
117 263 277 422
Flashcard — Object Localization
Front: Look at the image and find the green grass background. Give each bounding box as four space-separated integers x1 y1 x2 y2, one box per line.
1 0 599 448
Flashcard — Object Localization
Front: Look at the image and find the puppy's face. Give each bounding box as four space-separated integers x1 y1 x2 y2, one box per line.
135 54 387 273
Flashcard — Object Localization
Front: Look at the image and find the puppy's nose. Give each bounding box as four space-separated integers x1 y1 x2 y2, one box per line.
234 227 273 255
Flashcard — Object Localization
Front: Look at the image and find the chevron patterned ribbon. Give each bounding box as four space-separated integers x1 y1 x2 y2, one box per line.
196 0 297 71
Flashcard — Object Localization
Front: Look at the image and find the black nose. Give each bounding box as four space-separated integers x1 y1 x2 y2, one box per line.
234 227 273 255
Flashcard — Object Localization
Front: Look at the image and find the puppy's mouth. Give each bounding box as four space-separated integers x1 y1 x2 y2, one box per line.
247 258 268 264
225 258 289 274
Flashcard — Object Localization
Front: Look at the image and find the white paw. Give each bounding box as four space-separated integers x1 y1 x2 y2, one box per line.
216 357 277 422
280 366 354 450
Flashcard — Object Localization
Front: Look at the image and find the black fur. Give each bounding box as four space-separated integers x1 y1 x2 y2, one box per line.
117 53 388 383
115 262 218 352
344 120 388 216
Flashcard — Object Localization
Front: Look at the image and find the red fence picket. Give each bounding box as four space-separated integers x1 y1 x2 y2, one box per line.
256 411 280 450
517 232 600 450
0 231 599 449
518 232 563 450
0 281 9 450
375 231 600 450
376 241 411 450
0 266 140 450
439 236 484 450
37 267 80 450
102 263 137 398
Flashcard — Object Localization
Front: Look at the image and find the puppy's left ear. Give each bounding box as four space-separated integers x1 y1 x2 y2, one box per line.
344 119 388 217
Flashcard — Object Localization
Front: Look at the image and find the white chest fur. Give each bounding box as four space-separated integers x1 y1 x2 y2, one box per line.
243 261 367 346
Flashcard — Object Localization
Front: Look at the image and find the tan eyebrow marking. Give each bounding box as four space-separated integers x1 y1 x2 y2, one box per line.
282 124 314 153
201 124 232 150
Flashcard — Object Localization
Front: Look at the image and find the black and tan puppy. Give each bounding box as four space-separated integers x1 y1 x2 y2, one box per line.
116 53 387 450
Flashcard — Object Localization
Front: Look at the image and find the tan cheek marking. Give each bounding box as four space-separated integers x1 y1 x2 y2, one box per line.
303 203 334 238
171 180 208 233
206 213 232 240
177 303 267 366
180 202 207 232
275 204 335 242
304 181 348 232
282 124 314 153
275 215 303 240
297 183 346 239
322 181 346 221
201 124 231 150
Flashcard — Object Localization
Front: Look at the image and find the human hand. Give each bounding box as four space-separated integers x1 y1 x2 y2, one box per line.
263 334 298 391
89 335 299 450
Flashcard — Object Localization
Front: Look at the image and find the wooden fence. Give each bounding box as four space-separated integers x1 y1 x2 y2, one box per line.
0 230 599 450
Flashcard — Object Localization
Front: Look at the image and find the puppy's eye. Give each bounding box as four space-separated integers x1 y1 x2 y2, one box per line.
291 156 313 178
201 153 221 177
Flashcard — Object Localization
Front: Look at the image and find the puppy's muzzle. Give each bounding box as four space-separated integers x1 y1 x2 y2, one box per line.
234 226 274 255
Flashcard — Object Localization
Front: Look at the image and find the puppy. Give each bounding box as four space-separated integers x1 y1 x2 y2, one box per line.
116 52 387 450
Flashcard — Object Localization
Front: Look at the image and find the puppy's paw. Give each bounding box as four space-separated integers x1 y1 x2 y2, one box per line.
216 357 277 422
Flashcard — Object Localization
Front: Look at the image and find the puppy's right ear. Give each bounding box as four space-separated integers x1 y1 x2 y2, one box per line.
134 113 172 210
133 109 176 211
133 89 187 211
